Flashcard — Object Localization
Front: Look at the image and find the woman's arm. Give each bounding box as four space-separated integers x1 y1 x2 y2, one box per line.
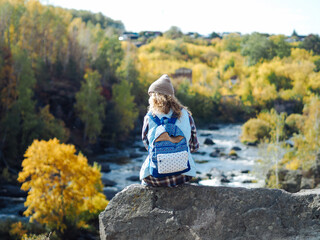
141 115 149 150
188 113 200 153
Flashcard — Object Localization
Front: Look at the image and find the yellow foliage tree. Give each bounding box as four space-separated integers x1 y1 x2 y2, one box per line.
18 138 108 233
18 0 71 64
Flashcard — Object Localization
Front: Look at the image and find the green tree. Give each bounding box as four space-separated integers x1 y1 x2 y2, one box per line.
0 103 20 166
299 34 320 55
269 35 291 58
164 26 183 39
14 50 68 146
13 49 39 148
1 48 68 168
314 58 320 72
118 54 147 114
267 72 292 91
0 48 36 167
240 80 254 106
75 69 106 144
223 33 241 52
241 32 275 65
93 36 124 85
70 9 125 32
0 45 17 118
209 32 221 39
176 84 221 125
111 78 138 138
291 30 298 38
38 105 69 142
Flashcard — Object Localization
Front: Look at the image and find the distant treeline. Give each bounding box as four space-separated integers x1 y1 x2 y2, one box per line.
69 9 125 31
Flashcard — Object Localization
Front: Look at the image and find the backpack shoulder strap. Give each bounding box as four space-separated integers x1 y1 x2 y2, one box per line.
168 111 178 124
148 111 179 125
147 112 161 126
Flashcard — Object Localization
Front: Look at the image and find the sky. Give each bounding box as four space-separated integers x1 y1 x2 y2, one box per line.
44 0 320 36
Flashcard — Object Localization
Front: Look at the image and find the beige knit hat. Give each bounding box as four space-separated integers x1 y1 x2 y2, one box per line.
148 74 174 96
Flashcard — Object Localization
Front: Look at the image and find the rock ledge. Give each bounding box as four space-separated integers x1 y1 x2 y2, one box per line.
99 184 320 240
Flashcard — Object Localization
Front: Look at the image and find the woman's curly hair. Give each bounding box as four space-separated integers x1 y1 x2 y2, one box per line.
148 92 190 118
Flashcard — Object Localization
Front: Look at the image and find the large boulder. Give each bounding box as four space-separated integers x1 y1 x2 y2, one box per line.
99 184 320 240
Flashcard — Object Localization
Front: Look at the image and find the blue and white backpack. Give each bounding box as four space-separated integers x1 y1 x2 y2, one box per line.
148 112 191 178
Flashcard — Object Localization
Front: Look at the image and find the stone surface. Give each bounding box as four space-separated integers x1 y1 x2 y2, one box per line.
231 146 242 151
101 177 117 187
99 163 111 173
99 184 320 240
126 176 140 182
246 142 257 146
209 149 220 158
204 138 215 145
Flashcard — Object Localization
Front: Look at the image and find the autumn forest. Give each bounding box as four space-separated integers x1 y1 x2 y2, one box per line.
1 0 320 239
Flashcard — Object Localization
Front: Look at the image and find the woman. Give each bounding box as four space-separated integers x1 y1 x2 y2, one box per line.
139 74 199 187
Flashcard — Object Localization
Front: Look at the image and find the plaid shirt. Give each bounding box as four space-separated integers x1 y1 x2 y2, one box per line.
141 111 200 153
143 174 192 187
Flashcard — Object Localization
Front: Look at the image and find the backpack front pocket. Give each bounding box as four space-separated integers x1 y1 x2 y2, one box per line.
157 151 189 174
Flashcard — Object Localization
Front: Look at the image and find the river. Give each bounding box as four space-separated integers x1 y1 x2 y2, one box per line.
100 123 265 198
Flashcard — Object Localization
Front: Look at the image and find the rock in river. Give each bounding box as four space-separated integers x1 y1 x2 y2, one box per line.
208 124 219 130
100 163 111 173
126 176 140 182
0 184 27 198
204 138 215 145
101 177 117 187
209 149 220 158
231 146 242 151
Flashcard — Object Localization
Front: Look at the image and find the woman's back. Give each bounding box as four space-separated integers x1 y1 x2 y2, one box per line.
139 74 199 187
